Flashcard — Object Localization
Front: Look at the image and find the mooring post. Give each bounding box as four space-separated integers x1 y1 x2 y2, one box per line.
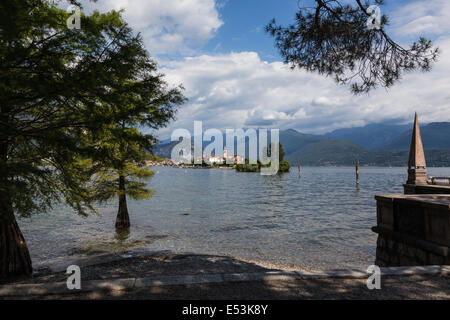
298 165 302 177
356 159 360 185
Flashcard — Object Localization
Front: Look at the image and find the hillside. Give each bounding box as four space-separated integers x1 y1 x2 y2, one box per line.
280 129 328 151
153 124 450 167
152 141 179 159
326 122 450 151
285 139 370 166
326 123 410 150
380 122 450 150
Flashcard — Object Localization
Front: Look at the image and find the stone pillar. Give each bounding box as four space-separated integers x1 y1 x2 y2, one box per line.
404 113 428 194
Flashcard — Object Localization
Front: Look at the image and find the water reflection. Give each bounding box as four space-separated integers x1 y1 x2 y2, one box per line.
114 229 130 242
355 184 360 195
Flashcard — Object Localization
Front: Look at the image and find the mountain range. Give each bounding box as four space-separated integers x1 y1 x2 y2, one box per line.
153 122 450 166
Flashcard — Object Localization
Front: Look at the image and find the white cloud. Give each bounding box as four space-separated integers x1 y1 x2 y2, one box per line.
70 0 449 139
158 38 450 138
80 0 223 55
391 0 450 37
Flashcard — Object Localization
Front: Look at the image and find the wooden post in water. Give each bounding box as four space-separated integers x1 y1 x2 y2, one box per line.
298 165 302 177
355 159 360 185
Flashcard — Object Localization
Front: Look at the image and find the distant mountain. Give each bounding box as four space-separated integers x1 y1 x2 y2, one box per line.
285 139 370 166
379 122 450 150
152 140 178 159
326 123 410 150
280 129 328 151
278 130 368 165
153 123 450 167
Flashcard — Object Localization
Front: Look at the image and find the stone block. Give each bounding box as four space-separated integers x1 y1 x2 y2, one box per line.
427 253 445 266
425 210 450 246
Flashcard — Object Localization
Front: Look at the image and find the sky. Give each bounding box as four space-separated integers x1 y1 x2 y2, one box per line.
77 0 450 139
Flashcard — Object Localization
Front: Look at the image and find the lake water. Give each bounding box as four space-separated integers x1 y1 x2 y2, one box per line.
18 166 450 269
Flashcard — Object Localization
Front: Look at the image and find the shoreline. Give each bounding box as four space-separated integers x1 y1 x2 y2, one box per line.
152 164 450 169
1 251 450 299
3 251 324 286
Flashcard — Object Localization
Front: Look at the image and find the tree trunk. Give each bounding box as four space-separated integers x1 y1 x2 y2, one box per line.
0 201 33 279
0 121 33 278
115 175 130 230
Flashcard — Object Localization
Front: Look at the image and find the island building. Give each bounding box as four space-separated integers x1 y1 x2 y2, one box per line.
208 147 244 165
372 113 450 266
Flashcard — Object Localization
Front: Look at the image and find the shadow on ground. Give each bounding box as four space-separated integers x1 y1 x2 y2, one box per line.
2 253 450 300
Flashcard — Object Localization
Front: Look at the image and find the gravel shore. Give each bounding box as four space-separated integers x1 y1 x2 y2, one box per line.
1 252 322 285
2 252 450 300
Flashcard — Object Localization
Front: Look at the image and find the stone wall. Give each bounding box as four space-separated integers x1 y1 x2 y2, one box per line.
404 184 450 195
374 230 450 267
373 195 450 267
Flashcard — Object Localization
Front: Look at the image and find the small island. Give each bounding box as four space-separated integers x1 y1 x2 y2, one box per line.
148 143 291 174
146 143 290 174
235 143 290 173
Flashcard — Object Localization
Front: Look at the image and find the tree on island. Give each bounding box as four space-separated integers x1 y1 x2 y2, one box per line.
266 0 439 94
279 143 286 162
0 1 184 278
236 143 290 173
269 143 290 173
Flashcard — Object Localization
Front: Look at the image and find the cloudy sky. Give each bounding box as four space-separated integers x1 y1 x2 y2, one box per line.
79 0 450 139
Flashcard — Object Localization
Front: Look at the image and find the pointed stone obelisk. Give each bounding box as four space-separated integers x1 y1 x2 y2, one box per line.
406 113 427 186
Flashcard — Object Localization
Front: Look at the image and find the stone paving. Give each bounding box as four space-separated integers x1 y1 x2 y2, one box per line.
1 253 450 299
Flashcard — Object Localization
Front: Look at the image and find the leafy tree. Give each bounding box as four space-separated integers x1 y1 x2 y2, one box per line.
268 142 285 161
266 0 439 94
0 1 182 277
277 143 290 173
87 67 185 231
87 126 155 231
279 143 285 162
237 143 290 173
279 160 291 173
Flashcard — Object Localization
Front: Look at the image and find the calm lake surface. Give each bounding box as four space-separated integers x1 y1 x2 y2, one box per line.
19 166 450 269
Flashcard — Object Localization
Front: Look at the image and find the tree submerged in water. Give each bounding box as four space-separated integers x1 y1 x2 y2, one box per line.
266 0 439 94
87 76 184 231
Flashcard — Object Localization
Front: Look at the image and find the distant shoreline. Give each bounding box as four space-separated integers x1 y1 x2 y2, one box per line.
150 164 450 169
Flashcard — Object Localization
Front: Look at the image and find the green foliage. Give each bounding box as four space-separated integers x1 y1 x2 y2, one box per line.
235 152 291 173
84 37 185 206
279 143 285 162
279 160 290 173
94 161 155 202
89 132 156 203
266 0 439 94
0 0 184 218
236 163 260 172
148 154 164 162
266 142 285 162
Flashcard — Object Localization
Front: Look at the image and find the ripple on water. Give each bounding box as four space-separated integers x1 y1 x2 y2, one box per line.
18 166 450 269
